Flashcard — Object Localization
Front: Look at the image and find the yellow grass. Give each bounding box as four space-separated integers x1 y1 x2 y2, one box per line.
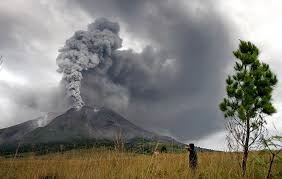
0 149 281 179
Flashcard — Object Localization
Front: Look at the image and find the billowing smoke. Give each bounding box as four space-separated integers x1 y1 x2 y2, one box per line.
56 18 122 109
56 13 231 141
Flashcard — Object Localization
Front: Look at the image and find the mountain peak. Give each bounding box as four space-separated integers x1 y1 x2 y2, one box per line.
1 106 167 145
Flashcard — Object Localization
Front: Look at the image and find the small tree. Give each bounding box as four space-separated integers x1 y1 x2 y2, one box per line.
219 40 277 176
261 135 282 179
114 129 124 152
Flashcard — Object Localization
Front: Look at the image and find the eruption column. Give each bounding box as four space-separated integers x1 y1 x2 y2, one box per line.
56 18 122 110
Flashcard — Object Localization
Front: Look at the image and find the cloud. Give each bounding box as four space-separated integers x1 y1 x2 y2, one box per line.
70 0 236 141
190 130 228 151
0 0 237 143
0 0 90 128
0 80 68 128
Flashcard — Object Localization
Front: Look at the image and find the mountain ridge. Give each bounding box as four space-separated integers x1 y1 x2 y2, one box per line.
0 106 180 148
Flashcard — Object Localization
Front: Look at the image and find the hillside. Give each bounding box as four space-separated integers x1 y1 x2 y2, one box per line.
0 106 183 154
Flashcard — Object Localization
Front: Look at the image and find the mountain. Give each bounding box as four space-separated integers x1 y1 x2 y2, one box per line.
22 106 166 143
0 106 180 153
0 112 61 145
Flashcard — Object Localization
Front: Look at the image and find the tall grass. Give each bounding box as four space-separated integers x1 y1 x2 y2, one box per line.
0 149 281 178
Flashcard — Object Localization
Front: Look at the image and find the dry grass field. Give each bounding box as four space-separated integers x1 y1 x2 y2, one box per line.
0 149 281 179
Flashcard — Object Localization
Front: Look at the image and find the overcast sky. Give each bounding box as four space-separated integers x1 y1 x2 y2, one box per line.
0 0 282 150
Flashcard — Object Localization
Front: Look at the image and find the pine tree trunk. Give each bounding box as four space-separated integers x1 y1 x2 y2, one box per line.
266 153 275 179
242 119 250 176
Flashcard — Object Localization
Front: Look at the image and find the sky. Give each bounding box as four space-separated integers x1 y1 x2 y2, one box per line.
0 0 282 150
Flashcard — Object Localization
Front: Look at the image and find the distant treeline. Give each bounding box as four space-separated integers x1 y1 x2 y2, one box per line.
0 138 188 156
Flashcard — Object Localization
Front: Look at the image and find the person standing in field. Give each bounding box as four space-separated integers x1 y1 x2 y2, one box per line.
186 143 198 172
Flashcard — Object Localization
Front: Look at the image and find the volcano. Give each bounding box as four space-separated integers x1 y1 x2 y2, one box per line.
0 106 179 152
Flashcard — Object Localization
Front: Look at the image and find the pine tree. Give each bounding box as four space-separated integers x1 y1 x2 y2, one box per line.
219 40 277 176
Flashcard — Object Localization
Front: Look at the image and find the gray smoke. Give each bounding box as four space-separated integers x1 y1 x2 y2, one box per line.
56 18 122 109
81 46 175 112
68 0 235 141
57 0 235 141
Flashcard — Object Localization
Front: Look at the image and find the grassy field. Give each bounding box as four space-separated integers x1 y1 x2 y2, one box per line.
0 149 281 179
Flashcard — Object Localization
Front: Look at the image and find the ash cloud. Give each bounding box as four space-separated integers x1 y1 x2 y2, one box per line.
0 80 68 128
0 0 237 142
56 18 122 109
68 0 236 141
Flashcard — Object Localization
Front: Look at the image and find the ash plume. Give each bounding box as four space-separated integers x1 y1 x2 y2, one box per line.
56 18 122 110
